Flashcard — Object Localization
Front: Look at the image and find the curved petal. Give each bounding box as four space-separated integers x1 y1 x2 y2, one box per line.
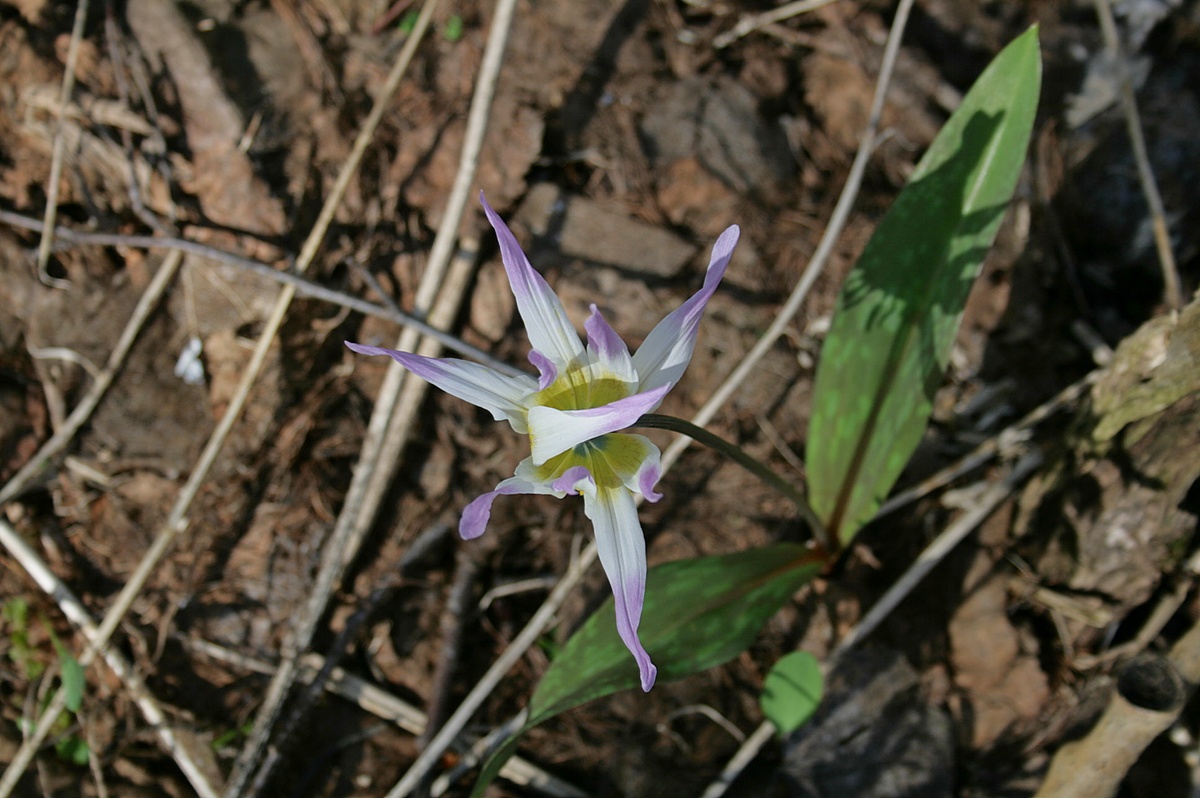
611 434 663 502
584 305 636 383
582 486 657 691
527 384 670 466
460 468 560 540
346 342 537 433
631 224 739 394
528 349 558 390
551 464 593 495
481 193 584 368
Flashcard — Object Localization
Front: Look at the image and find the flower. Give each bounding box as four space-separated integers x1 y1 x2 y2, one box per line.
346 193 739 691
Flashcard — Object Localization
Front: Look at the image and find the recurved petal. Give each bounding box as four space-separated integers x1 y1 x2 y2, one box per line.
528 349 559 390
548 465 591 496
480 193 584 369
346 342 537 432
460 468 560 540
527 384 670 466
601 433 663 502
583 485 657 691
631 224 739 394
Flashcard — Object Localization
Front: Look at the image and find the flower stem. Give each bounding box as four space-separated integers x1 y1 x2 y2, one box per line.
635 414 830 550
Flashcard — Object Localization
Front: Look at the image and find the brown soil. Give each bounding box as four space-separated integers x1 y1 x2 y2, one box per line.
0 1 1197 797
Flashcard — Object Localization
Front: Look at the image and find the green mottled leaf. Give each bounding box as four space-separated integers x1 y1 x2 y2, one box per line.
806 28 1042 544
51 635 85 713
471 544 823 796
761 651 823 736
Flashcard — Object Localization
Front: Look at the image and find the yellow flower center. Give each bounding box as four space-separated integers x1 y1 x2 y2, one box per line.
533 434 650 492
534 360 631 412
523 360 647 492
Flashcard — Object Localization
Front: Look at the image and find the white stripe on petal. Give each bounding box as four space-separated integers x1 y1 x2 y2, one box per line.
346 342 537 433
632 224 739 394
481 193 584 369
527 385 670 465
583 486 657 692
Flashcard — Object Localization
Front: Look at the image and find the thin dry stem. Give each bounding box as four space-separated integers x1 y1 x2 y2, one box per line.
0 209 519 374
829 451 1043 661
0 520 220 798
1091 0 1182 310
422 548 482 747
875 370 1099 519
0 251 182 792
183 639 584 797
34 0 89 288
714 0 842 49
661 0 913 475
236 0 516 781
219 4 443 793
0 247 182 508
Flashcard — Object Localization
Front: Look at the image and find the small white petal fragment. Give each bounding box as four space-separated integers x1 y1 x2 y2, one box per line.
174 336 205 385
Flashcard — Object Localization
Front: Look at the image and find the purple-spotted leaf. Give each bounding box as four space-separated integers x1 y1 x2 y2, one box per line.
471 544 823 796
806 28 1042 544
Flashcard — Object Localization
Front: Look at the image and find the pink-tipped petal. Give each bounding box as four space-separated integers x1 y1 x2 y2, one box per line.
528 349 558 390
584 305 636 382
346 341 537 433
592 433 664 503
460 472 559 540
583 486 657 691
632 438 664 502
631 225 739 394
551 465 593 495
481 193 585 368
527 384 670 466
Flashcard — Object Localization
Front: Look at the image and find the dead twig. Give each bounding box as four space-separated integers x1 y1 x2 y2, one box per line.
333 0 530 794
245 579 401 797
713 0 842 49
660 0 911 476
0 519 221 798
421 547 482 748
103 1 175 236
183 639 586 798
1091 0 1182 310
34 0 90 288
0 209 519 375
219 3 443 793
1034 653 1186 798
875 370 1100 519
0 249 183 507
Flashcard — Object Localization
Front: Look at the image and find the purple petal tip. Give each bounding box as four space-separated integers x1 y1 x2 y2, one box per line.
641 663 658 692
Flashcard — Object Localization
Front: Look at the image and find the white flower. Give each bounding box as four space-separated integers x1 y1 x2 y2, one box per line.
347 193 739 691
